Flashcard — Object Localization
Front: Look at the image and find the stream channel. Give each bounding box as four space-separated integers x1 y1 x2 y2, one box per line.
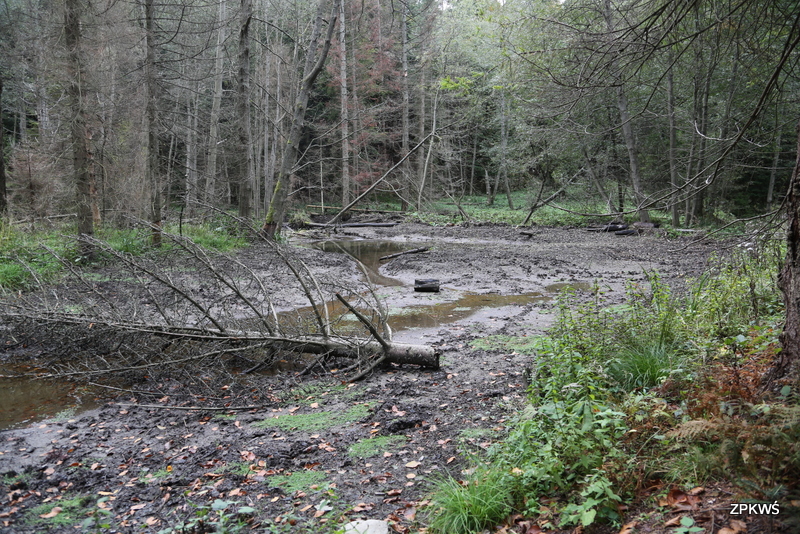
0 239 585 430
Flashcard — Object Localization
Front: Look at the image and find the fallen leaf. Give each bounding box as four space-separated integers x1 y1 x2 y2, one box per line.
618 521 637 534
405 461 421 468
39 507 62 519
663 515 683 527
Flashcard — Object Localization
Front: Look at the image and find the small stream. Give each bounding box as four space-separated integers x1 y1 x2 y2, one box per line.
0 238 589 430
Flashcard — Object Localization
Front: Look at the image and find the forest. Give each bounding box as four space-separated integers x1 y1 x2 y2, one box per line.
2 0 800 533
0 0 797 232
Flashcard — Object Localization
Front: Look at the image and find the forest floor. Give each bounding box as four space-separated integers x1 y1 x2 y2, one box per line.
0 221 761 534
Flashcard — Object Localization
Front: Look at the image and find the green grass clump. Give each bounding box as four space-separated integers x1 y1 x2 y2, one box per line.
270 470 327 494
253 403 375 432
25 494 93 528
470 334 546 355
348 436 407 459
426 468 513 534
607 339 686 390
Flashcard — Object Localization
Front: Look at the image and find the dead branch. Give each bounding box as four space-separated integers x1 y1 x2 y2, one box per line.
379 247 430 261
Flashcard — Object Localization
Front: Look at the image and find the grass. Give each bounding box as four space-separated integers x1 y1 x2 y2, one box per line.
270 470 328 494
25 494 94 528
0 220 249 290
347 435 407 459
426 468 513 534
253 402 375 432
426 239 791 530
607 339 687 391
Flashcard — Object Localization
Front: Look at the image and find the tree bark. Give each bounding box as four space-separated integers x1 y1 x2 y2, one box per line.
263 0 340 238
603 0 649 223
237 0 255 219
339 0 351 207
667 64 680 227
776 119 800 384
0 78 7 216
65 0 94 257
206 0 226 205
144 0 162 246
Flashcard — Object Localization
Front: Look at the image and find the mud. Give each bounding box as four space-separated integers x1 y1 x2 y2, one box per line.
0 223 722 533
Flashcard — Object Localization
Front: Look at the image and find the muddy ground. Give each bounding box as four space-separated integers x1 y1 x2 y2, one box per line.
0 223 736 533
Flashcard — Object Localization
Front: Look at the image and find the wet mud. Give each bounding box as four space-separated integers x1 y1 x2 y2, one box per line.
0 223 722 533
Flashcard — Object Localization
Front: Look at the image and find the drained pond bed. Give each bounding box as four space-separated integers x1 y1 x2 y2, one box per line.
0 223 726 533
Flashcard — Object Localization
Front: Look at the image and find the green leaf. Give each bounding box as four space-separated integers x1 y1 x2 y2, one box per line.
580 508 596 526
211 499 231 511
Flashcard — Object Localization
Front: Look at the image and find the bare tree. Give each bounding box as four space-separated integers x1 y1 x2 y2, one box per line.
262 0 340 238
64 0 94 256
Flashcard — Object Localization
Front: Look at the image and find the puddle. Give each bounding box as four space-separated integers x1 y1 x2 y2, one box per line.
312 240 406 287
0 365 102 431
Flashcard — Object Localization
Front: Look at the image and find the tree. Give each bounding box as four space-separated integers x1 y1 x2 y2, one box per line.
0 78 6 216
64 0 94 256
262 0 340 238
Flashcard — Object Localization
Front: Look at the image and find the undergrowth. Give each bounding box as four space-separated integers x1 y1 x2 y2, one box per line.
0 220 248 290
429 240 796 532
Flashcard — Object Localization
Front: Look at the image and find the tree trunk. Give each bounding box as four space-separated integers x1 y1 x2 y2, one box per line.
775 119 800 383
144 0 162 246
263 0 340 238
0 78 7 216
500 90 514 210
185 90 199 215
339 0 351 207
237 0 255 219
667 64 679 227
603 0 649 223
767 130 782 210
400 2 411 208
65 0 94 257
206 0 226 205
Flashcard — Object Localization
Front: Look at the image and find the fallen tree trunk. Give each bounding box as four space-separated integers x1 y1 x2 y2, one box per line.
308 222 398 228
379 247 429 261
1 313 439 369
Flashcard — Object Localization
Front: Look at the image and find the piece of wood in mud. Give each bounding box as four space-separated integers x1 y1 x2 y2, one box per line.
379 247 429 261
307 222 398 228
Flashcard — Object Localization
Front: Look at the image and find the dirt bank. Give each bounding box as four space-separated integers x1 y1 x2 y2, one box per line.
0 224 724 533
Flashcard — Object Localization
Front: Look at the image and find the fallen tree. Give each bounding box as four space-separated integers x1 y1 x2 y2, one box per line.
0 223 437 387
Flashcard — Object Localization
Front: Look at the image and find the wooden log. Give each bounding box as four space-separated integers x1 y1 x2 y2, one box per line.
307 222 398 228
379 247 429 261
306 205 399 215
414 279 440 292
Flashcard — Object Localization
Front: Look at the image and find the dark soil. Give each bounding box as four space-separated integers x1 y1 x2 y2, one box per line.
0 223 761 533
